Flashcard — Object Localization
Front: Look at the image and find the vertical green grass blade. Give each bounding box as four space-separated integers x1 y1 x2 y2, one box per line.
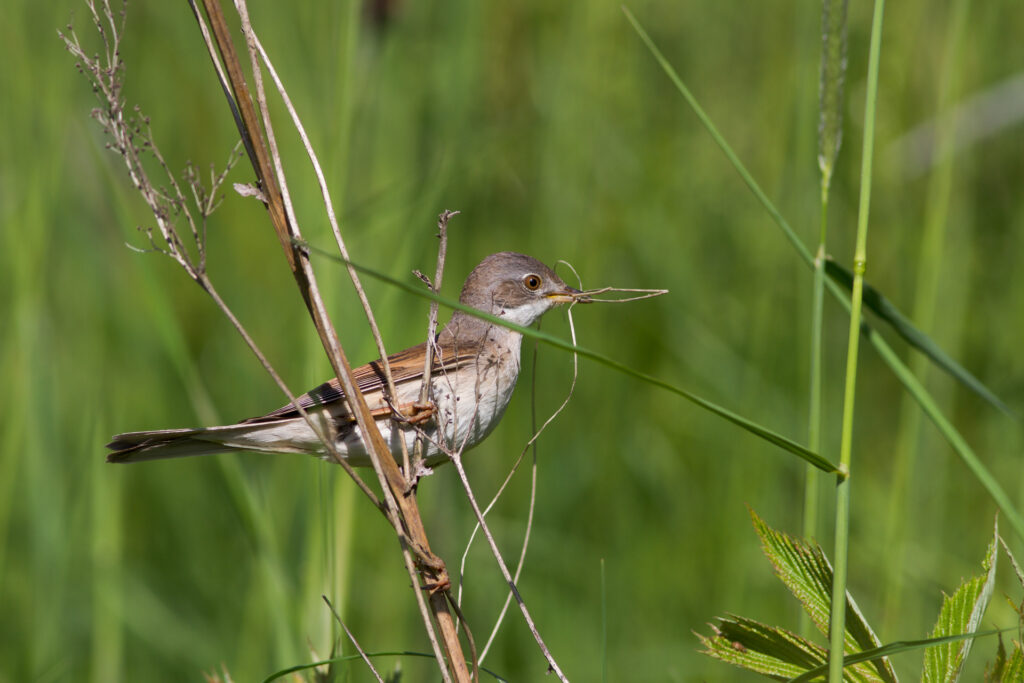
806 0 850 620
829 1 886 679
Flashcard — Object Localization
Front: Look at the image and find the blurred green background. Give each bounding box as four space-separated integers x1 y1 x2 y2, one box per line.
3 0 1023 680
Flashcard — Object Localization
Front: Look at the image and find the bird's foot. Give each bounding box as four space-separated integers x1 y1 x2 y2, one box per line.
405 401 436 425
384 400 436 425
420 575 451 596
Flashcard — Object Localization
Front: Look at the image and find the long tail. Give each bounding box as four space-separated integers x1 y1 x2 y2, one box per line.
107 427 235 463
106 420 312 463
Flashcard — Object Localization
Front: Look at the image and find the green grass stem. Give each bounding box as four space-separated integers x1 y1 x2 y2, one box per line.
806 0 848 581
828 1 886 680
804 0 850 632
802 203 827 636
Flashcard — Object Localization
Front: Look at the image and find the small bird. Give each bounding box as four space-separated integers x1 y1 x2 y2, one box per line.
106 252 585 467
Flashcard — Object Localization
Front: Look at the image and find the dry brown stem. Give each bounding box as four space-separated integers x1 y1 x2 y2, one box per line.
193 1 470 679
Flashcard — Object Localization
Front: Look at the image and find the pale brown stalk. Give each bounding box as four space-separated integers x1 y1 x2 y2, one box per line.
411 210 456 478
323 596 384 683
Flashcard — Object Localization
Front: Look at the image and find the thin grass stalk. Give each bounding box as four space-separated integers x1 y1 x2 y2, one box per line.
803 213 826 639
412 211 453 476
805 0 848 635
882 0 971 632
474 309 579 664
828 0 886 680
324 596 385 683
447 450 568 682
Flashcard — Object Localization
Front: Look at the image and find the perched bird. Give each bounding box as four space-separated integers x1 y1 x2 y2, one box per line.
106 252 585 467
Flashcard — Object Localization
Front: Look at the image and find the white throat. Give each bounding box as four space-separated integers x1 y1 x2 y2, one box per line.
497 299 553 327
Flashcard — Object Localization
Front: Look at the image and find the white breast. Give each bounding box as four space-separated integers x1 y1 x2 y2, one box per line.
426 328 522 463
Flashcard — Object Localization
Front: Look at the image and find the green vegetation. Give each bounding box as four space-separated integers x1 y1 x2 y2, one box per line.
2 0 1022 680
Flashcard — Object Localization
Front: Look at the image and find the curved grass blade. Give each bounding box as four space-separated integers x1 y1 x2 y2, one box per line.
866 324 1024 540
825 259 1015 419
300 241 836 473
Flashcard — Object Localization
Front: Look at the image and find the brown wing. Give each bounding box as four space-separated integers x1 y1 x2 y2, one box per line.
242 341 476 424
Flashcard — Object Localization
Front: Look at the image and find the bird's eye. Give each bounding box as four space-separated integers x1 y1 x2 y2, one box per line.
523 274 542 291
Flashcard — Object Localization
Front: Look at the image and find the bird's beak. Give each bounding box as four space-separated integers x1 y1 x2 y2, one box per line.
546 286 592 304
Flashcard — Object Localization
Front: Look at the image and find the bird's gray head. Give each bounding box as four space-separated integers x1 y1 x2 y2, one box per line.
456 251 581 328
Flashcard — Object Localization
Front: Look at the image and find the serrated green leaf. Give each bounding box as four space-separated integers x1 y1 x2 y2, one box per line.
987 634 1024 683
750 510 898 683
698 615 829 681
985 633 1008 682
992 537 1024 683
1001 643 1024 682
923 518 999 683
824 259 1015 419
